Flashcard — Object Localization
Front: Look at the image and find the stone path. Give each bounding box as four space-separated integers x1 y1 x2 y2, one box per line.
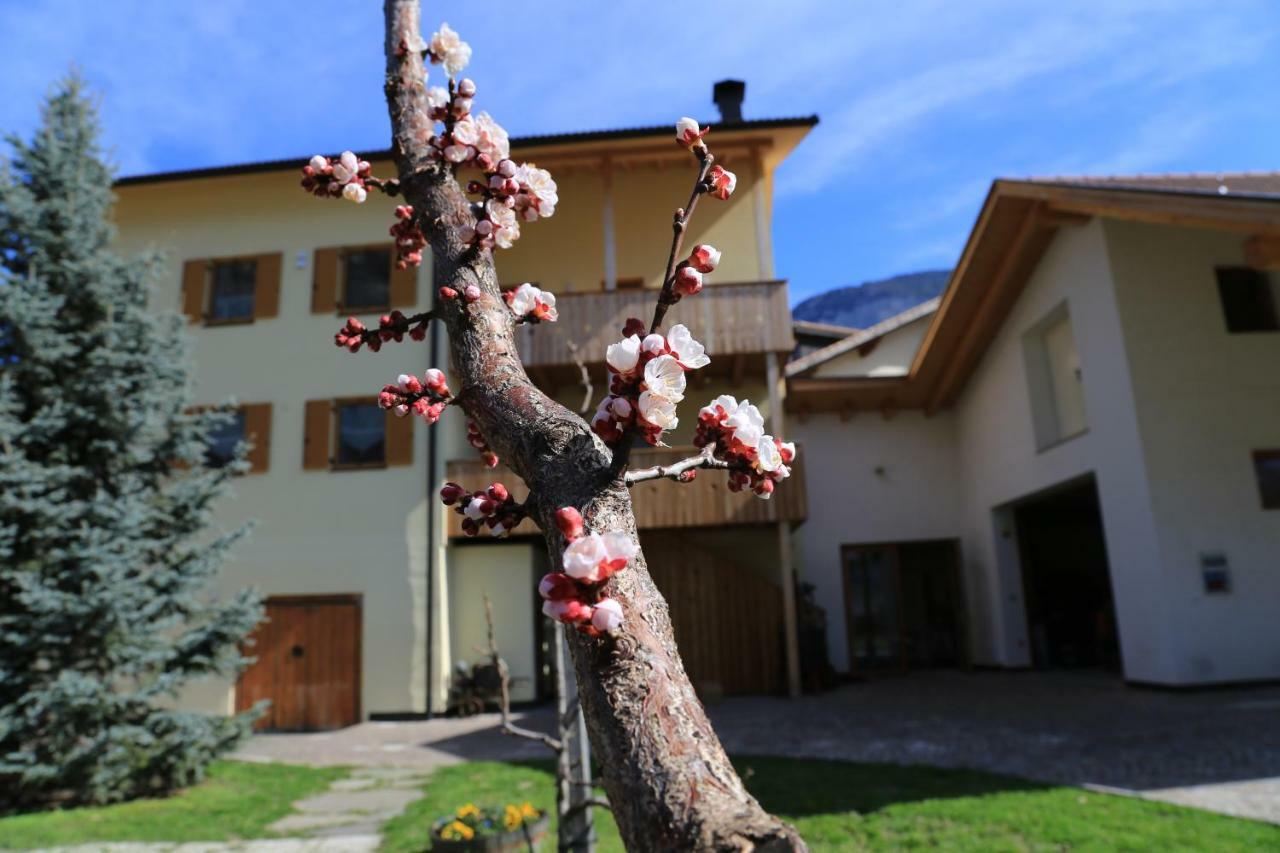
30 767 429 853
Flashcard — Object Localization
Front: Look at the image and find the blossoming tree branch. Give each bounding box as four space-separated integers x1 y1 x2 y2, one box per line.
302 4 806 849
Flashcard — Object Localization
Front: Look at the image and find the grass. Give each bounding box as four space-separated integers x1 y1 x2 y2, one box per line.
0 760 347 849
380 757 1280 852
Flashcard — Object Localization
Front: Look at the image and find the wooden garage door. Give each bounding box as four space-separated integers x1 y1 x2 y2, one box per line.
236 595 362 731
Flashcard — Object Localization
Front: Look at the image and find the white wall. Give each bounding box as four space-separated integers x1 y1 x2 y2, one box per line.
793 410 962 672
951 220 1175 680
446 543 540 703
811 316 930 379
1104 221 1280 684
115 173 434 715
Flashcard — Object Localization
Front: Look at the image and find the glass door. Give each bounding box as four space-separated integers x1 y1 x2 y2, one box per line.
842 546 905 673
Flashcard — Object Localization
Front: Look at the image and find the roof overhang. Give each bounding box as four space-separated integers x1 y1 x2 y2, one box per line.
787 176 1280 418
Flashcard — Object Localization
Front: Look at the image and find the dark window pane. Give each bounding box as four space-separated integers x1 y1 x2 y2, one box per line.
1254 451 1280 510
344 249 390 310
210 260 257 321
1216 267 1279 333
206 409 246 468
337 403 385 466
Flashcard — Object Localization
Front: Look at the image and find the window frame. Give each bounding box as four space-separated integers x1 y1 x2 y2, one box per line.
205 257 260 326
338 246 394 314
1215 266 1280 334
331 397 388 471
204 407 248 470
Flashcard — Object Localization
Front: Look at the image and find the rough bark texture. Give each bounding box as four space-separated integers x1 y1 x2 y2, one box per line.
383 4 806 849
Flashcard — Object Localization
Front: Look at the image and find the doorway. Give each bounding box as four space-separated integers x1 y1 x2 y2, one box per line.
1014 477 1119 670
841 540 965 675
236 595 362 731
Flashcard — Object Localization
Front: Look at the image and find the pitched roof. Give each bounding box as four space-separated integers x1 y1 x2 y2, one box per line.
113 116 819 187
792 319 860 339
786 297 938 378
787 171 1280 416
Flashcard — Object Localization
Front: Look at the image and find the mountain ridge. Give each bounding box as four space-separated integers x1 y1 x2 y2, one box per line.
792 270 950 329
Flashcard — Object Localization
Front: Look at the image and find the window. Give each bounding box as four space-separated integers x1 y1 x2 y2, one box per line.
205 409 246 468
335 402 386 467
208 259 258 322
1023 303 1088 450
1253 450 1280 510
1216 267 1279 333
343 248 391 311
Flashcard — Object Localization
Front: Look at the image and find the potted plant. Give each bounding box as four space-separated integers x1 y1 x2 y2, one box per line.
432 801 551 851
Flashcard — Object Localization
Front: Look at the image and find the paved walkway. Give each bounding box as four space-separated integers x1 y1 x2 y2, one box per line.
231 671 1280 825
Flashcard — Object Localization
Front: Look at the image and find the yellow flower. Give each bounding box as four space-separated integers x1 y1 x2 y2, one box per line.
456 803 481 820
503 804 522 830
440 820 475 840
520 801 539 819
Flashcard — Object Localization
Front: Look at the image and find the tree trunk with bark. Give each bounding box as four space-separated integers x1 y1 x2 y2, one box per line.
382 3 806 849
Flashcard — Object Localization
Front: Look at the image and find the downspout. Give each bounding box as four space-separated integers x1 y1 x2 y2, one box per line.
425 282 443 718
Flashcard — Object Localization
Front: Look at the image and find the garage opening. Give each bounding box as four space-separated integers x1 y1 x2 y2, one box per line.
1014 477 1120 670
236 595 362 731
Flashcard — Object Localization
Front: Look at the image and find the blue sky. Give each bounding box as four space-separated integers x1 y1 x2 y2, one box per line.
1 1 1276 304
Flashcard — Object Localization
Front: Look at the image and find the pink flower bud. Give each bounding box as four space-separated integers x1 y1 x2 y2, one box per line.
675 117 707 149
621 317 646 338
481 451 499 468
673 266 703 296
688 244 721 273
488 482 509 502
440 482 467 505
538 572 577 601
458 78 477 97
707 165 737 200
556 507 584 541
591 598 624 633
464 284 481 302
439 286 458 301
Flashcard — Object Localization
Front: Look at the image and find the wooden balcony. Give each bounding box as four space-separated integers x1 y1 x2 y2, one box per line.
515 280 794 380
444 444 806 538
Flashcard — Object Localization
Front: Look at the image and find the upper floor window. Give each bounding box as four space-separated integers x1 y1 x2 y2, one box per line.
208 259 258 322
1023 303 1087 451
1215 267 1279 333
205 409 246 468
335 402 386 467
1253 450 1280 510
342 248 391 311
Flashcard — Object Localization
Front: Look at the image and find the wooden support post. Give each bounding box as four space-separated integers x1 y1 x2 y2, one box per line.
766 352 802 699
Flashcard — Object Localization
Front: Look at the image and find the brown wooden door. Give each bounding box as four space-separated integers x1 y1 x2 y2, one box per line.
236 595 362 731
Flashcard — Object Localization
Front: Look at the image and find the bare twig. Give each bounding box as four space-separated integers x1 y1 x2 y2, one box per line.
623 448 731 485
566 341 594 417
650 150 714 335
564 797 613 820
484 597 562 751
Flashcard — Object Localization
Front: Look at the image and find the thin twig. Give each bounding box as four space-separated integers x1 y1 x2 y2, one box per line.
650 150 714 335
563 797 613 820
566 341 594 417
484 596 563 752
623 448 731 485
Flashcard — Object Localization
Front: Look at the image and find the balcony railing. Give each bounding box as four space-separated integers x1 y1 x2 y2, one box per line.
444 443 806 538
514 280 794 370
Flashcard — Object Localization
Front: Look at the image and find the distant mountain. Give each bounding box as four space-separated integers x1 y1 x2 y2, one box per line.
792 270 950 329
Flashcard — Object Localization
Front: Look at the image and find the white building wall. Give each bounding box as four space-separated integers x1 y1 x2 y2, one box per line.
810 316 931 379
951 220 1176 681
116 173 434 715
1103 220 1280 684
793 409 962 672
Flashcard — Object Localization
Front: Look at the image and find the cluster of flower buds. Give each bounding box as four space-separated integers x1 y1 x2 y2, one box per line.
503 283 558 323
390 205 427 269
440 481 525 537
334 310 430 353
427 22 472 78
378 369 452 425
694 395 796 499
301 151 374 204
538 507 633 635
592 322 710 446
669 243 721 302
675 116 709 152
466 420 498 468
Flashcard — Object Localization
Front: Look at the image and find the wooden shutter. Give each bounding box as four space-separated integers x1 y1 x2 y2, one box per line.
385 408 414 466
253 253 282 319
181 259 207 323
243 403 273 474
312 248 341 314
389 249 418 308
303 399 332 470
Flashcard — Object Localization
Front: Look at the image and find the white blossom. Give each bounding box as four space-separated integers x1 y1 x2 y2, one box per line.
592 598 624 633
637 390 678 431
606 335 641 375
430 23 472 77
643 355 686 402
666 324 710 370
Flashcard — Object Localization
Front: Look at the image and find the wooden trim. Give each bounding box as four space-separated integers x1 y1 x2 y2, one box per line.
302 399 332 470
181 259 207 323
1243 235 1280 269
388 249 418 308
242 402 272 474
253 252 282 319
312 248 341 314
385 405 415 467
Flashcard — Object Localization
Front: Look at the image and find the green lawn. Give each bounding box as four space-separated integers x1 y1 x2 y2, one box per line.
381 757 1280 852
0 760 346 849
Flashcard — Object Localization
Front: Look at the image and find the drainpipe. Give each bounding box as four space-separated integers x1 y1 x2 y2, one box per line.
425 279 443 718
